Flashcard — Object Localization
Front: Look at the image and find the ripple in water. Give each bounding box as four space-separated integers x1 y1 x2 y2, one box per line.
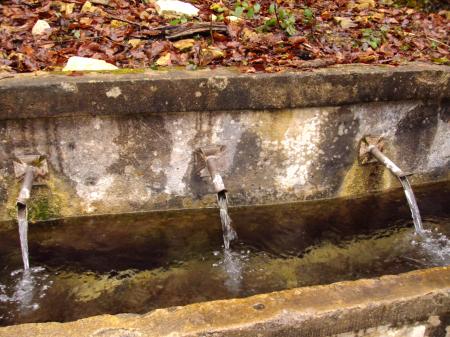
0 267 51 322
412 227 450 266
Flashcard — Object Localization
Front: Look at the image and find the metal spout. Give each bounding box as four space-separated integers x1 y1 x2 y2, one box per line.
359 136 423 233
17 166 35 207
14 154 48 206
359 136 410 178
194 145 227 194
366 144 406 178
13 155 48 271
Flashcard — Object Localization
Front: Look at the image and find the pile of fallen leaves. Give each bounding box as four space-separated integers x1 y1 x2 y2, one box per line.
0 0 448 73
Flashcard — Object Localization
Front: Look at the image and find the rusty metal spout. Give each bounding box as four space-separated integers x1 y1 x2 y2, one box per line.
17 166 35 207
14 154 48 207
195 145 227 194
359 136 409 178
366 144 406 178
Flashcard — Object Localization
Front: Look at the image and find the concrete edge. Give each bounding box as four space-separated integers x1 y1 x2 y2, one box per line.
0 267 448 337
0 63 449 120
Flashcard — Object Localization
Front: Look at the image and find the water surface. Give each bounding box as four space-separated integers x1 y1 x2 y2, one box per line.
0 182 449 326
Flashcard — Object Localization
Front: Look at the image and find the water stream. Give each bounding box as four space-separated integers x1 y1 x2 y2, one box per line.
399 177 424 234
217 191 237 249
217 191 240 292
17 205 30 271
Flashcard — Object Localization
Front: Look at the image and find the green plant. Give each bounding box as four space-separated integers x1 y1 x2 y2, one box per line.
361 27 387 49
169 16 189 25
231 1 261 19
263 3 297 36
303 7 314 25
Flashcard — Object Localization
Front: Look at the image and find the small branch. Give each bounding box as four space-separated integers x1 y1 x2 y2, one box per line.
210 20 214 43
106 14 144 27
406 32 450 49
274 3 282 29
165 22 227 40
426 36 450 49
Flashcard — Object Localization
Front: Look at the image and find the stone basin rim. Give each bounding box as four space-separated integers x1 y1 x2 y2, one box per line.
0 63 448 120
0 266 448 337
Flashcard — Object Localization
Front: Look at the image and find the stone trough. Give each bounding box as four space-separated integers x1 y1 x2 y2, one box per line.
0 63 449 336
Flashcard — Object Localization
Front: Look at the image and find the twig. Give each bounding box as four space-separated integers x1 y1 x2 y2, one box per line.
106 14 144 27
406 32 450 49
210 20 214 43
274 3 282 29
0 75 14 80
165 22 227 40
426 36 450 48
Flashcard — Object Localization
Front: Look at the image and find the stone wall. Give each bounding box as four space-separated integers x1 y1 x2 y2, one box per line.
0 64 448 222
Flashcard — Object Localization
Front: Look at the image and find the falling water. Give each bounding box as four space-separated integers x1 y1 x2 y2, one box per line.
399 177 423 234
217 191 237 249
217 191 241 292
17 204 30 271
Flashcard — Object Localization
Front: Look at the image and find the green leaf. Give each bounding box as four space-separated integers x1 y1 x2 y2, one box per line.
268 3 275 14
247 7 255 18
233 6 244 17
253 3 261 13
286 25 297 36
304 8 313 19
368 39 379 49
264 17 277 27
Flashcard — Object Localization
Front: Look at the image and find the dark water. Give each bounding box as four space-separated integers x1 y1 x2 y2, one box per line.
0 182 449 326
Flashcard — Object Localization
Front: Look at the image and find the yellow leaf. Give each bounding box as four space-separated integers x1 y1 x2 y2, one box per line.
81 1 93 13
206 46 224 59
173 39 195 51
80 17 93 25
156 53 171 66
64 3 75 14
334 17 358 29
111 19 128 28
355 15 369 24
355 0 376 10
81 1 104 15
128 39 142 48
371 12 384 21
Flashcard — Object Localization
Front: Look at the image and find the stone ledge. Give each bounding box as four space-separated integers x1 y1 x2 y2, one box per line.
0 63 448 120
0 267 448 337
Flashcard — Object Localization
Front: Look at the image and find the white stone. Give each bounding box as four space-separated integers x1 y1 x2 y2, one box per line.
31 19 50 36
155 0 199 17
62 56 118 71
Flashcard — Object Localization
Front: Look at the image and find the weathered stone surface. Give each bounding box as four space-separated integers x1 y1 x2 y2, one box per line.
0 99 448 222
0 267 448 337
0 64 448 120
0 64 448 222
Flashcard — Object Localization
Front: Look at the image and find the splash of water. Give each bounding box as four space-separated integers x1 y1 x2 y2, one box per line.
0 266 49 322
412 228 450 266
222 249 242 294
217 191 237 250
399 177 423 234
17 205 30 271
